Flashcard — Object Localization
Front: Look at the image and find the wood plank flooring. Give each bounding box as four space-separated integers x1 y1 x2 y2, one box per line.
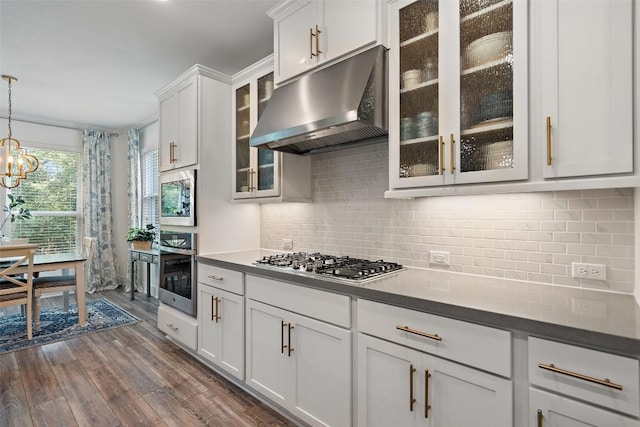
0 290 298 427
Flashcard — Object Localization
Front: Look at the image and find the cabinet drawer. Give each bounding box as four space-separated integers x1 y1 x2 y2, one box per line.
357 299 511 377
198 263 244 295
246 275 350 328
158 304 197 350
529 336 639 417
139 253 158 263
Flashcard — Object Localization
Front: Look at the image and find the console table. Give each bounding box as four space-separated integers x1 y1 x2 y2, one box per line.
129 248 159 300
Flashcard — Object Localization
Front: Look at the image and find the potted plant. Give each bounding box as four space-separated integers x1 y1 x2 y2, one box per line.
126 224 156 250
0 194 32 244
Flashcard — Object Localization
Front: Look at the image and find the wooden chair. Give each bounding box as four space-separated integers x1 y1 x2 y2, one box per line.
0 244 37 339
32 237 96 325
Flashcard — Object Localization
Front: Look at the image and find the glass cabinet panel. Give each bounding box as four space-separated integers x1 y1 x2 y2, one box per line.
235 83 251 193
459 0 514 173
256 72 275 192
398 0 440 179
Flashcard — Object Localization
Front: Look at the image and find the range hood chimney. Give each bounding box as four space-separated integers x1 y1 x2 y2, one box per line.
250 45 388 155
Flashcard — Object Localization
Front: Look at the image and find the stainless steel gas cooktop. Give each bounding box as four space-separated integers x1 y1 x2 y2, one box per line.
254 252 405 283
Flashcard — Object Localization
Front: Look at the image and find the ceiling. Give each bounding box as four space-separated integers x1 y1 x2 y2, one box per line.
0 0 279 131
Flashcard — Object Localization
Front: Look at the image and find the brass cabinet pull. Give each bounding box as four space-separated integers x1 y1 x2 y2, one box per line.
449 133 456 174
396 325 442 341
425 369 431 418
439 136 445 174
537 409 543 427
538 363 623 390
287 323 295 356
546 116 552 166
166 323 179 332
310 28 315 58
409 364 417 411
315 25 322 55
169 142 176 164
211 296 216 322
214 297 221 323
281 320 287 354
207 275 223 282
248 168 256 191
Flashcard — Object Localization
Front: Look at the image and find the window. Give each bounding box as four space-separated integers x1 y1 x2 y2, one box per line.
9 148 81 254
141 149 159 230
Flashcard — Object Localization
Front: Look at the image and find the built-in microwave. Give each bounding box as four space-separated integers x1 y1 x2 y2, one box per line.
159 169 196 226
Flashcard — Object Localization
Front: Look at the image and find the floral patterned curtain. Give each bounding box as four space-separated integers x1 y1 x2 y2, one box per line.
126 129 142 292
82 129 121 293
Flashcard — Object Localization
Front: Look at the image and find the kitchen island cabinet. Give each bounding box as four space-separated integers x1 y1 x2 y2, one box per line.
268 0 383 85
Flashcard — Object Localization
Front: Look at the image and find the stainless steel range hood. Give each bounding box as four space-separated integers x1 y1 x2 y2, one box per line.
250 45 387 155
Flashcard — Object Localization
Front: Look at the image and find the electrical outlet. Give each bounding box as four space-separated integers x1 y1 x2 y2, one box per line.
429 250 450 266
571 262 606 281
283 239 293 250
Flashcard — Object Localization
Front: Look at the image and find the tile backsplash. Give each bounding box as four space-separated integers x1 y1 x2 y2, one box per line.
261 141 635 294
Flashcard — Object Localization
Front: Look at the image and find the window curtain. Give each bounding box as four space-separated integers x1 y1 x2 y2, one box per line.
126 129 142 292
82 129 121 293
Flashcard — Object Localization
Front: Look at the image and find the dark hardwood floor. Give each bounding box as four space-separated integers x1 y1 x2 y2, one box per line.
0 290 297 427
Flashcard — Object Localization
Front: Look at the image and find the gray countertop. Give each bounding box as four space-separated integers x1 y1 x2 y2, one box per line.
197 249 640 356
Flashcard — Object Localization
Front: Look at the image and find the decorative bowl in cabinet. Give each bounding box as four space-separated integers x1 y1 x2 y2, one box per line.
463 31 512 69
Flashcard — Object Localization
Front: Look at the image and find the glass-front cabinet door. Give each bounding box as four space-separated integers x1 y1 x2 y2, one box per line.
233 70 279 199
389 0 527 191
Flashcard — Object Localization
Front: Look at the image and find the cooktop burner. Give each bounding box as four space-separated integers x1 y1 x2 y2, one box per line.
254 252 404 282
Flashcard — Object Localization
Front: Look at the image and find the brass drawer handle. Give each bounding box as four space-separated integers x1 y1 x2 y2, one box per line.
546 116 552 166
310 27 315 58
281 320 287 354
166 323 179 332
537 409 543 427
315 24 322 56
538 363 623 390
409 364 416 411
207 275 223 282
449 133 455 174
425 369 431 418
214 297 221 323
396 325 442 341
439 136 445 174
288 323 294 356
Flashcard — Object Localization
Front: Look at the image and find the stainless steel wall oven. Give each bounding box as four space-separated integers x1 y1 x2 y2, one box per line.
158 231 197 316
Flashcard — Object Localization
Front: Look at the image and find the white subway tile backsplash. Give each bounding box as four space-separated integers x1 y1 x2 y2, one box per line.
260 142 635 294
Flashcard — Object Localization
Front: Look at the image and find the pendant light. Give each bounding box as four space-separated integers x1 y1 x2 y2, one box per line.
0 75 39 189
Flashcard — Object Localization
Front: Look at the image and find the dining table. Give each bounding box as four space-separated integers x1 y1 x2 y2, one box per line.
8 252 88 328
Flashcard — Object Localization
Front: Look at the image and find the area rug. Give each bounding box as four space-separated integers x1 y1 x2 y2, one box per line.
0 298 139 354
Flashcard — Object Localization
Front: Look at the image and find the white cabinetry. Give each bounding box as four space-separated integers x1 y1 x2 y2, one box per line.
357 299 512 426
157 74 198 171
197 264 245 380
528 337 640 426
269 0 382 84
245 275 351 427
158 304 198 351
231 56 311 202
536 0 633 179
388 0 528 191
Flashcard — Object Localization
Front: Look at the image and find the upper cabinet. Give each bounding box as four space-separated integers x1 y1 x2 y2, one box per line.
269 0 384 84
536 0 633 179
231 56 311 202
158 74 198 172
388 0 528 191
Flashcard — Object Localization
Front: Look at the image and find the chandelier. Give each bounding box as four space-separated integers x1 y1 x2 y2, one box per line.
0 75 38 189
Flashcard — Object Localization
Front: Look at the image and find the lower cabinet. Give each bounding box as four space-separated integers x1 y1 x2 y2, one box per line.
530 389 640 427
357 333 512 427
245 297 351 427
198 283 244 380
158 303 198 351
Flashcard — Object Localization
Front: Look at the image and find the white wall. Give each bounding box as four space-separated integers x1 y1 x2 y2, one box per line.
261 141 636 294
